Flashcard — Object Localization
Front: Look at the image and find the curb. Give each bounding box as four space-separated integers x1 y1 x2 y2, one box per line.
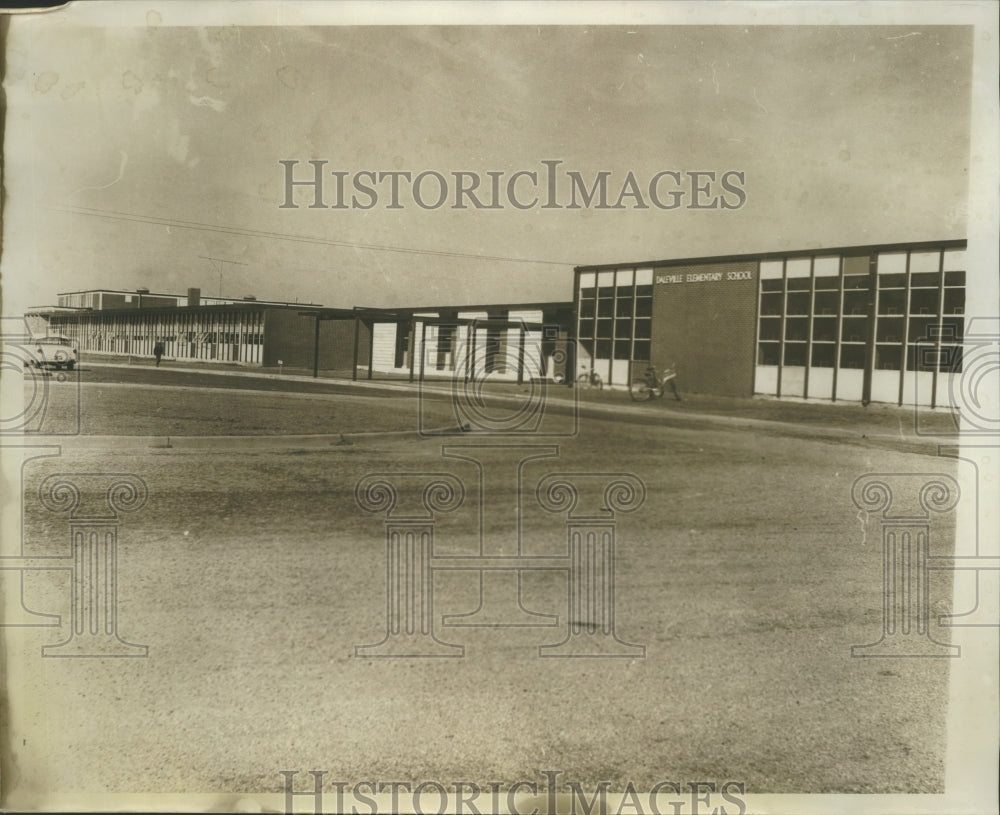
75 360 948 455
57 425 471 451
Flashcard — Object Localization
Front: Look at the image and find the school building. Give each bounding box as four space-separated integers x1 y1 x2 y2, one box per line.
574 238 966 408
28 288 574 383
27 237 966 407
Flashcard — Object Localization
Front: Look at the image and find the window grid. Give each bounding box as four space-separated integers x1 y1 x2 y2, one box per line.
575 267 653 385
755 249 965 405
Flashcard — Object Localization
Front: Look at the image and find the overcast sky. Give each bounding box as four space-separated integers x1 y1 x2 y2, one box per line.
1 5 978 312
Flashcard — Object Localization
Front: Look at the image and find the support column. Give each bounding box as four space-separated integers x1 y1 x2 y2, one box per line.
352 315 360 382
419 322 427 384
517 328 526 385
408 318 417 383
367 320 374 380
312 315 320 378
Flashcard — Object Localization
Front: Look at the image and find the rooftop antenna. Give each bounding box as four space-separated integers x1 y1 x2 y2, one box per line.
198 255 248 299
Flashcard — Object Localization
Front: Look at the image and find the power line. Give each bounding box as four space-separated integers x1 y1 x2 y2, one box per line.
50 205 573 267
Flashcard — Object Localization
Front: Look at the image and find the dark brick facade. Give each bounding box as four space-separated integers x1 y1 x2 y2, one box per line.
649 261 759 397
263 309 371 370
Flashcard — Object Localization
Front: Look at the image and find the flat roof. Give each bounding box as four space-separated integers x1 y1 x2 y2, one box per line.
574 238 968 273
374 300 572 314
55 288 323 308
39 301 326 317
303 302 572 322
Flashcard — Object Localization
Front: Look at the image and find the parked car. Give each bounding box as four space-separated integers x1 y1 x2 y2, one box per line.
26 335 77 371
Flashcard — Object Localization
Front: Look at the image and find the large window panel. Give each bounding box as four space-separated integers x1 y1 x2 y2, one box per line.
909 251 941 274
786 258 811 278
786 292 810 314
877 252 907 274
811 343 836 367
785 318 809 342
814 256 840 277
876 317 904 343
840 345 866 369
878 290 905 315
760 293 783 316
878 273 906 289
875 345 902 371
813 317 837 342
760 260 783 279
939 345 963 373
759 318 782 341
783 342 807 366
908 316 937 343
814 291 839 314
939 317 964 343
842 255 869 277
910 272 940 288
841 317 867 343
758 343 780 365
631 340 650 361
909 289 939 315
843 290 869 315
943 288 964 315
613 340 632 360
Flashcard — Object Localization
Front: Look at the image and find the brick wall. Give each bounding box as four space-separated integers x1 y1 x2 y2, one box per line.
263 310 371 370
649 261 758 397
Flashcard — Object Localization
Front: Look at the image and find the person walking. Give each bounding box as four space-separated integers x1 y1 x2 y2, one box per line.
153 340 164 367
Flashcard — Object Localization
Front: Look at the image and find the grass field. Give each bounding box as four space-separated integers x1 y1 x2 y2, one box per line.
5 372 959 799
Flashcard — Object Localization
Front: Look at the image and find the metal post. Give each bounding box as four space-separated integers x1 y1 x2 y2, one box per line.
419 322 427 384
467 323 476 381
861 255 878 406
367 320 374 380
352 315 360 382
408 318 417 383
312 315 321 378
517 327 526 385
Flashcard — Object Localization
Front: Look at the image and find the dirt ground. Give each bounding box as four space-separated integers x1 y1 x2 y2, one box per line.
3 370 960 801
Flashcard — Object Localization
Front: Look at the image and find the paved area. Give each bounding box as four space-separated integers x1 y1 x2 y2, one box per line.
9 402 954 797
47 358 959 456
5 354 965 801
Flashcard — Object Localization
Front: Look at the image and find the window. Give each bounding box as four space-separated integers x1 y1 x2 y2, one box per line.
575 266 656 373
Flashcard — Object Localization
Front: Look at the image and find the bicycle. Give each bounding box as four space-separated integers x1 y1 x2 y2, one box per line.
629 363 681 402
576 366 603 390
